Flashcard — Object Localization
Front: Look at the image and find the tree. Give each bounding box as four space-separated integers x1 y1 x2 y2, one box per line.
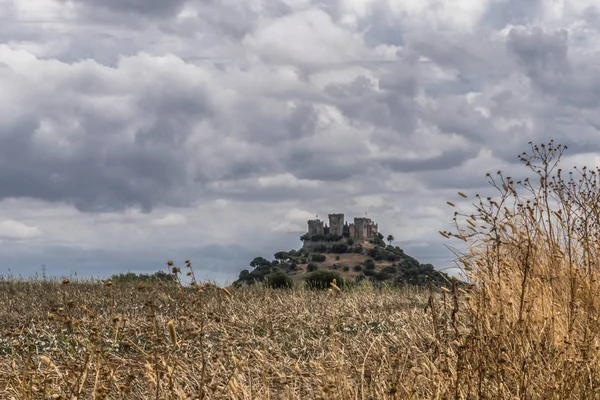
332 243 348 254
250 257 270 269
387 234 395 246
311 254 326 262
274 251 289 262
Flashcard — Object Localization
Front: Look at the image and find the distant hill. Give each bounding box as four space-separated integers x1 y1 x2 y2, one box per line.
233 233 453 288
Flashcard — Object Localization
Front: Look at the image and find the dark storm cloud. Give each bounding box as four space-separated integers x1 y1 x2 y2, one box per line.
506 27 571 89
325 74 417 133
60 0 187 17
383 147 479 173
2 0 599 215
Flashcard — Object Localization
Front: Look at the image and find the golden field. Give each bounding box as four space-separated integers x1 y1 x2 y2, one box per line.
2 141 600 399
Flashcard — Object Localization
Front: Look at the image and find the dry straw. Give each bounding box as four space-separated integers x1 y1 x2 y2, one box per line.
2 142 600 399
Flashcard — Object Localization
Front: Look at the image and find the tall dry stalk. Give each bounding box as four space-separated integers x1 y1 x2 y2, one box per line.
445 141 600 398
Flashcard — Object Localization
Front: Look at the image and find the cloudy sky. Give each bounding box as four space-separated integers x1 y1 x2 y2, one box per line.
1 0 600 283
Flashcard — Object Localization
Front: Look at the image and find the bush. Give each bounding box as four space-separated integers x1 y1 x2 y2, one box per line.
313 245 327 253
264 271 293 289
304 270 343 290
343 266 349 272
373 271 390 281
307 263 318 272
382 265 397 274
353 265 362 272
332 243 348 254
111 271 175 284
364 259 375 270
311 254 326 262
335 255 340 261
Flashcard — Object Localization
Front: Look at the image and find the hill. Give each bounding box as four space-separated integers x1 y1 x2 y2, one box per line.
233 233 452 288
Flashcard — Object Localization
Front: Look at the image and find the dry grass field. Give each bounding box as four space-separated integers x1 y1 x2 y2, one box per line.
0 280 441 399
3 141 600 399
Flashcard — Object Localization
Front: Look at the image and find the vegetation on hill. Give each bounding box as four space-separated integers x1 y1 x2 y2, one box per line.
233 234 452 288
110 270 175 283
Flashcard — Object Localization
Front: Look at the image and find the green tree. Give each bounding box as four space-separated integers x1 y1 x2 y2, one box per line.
311 254 326 262
387 234 394 246
250 257 270 269
274 251 290 262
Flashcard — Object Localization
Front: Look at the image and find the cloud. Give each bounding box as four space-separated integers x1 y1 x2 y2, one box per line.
59 0 187 18
0 220 42 239
1 0 600 282
151 213 187 227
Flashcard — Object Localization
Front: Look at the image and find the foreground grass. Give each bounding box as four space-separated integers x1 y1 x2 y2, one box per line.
0 280 454 399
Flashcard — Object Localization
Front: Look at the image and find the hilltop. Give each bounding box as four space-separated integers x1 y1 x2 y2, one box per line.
234 213 452 288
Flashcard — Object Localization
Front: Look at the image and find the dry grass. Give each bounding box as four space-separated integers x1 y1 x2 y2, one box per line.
0 280 448 399
3 141 600 399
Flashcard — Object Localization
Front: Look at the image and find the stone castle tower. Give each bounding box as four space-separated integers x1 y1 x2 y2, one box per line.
328 214 344 236
303 212 379 244
307 217 324 236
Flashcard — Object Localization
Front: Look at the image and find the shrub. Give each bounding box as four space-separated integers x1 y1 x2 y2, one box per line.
343 266 349 272
364 259 375 270
332 243 348 254
111 271 175 284
313 245 327 253
311 254 326 262
335 255 340 261
304 270 343 290
264 271 293 289
373 271 389 281
353 265 362 272
382 265 397 274
307 263 318 272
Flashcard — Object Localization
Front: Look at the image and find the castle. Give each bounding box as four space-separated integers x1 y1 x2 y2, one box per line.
305 213 379 241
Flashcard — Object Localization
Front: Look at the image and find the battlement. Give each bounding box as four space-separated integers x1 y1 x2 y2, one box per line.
302 213 379 244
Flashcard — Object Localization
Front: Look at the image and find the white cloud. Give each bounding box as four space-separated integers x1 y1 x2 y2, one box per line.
0 220 42 239
243 8 368 67
151 213 187 227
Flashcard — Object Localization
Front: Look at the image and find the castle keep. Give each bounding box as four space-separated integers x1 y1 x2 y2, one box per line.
305 213 378 242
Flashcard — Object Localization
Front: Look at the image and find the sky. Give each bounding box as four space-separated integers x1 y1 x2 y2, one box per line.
1 0 600 283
